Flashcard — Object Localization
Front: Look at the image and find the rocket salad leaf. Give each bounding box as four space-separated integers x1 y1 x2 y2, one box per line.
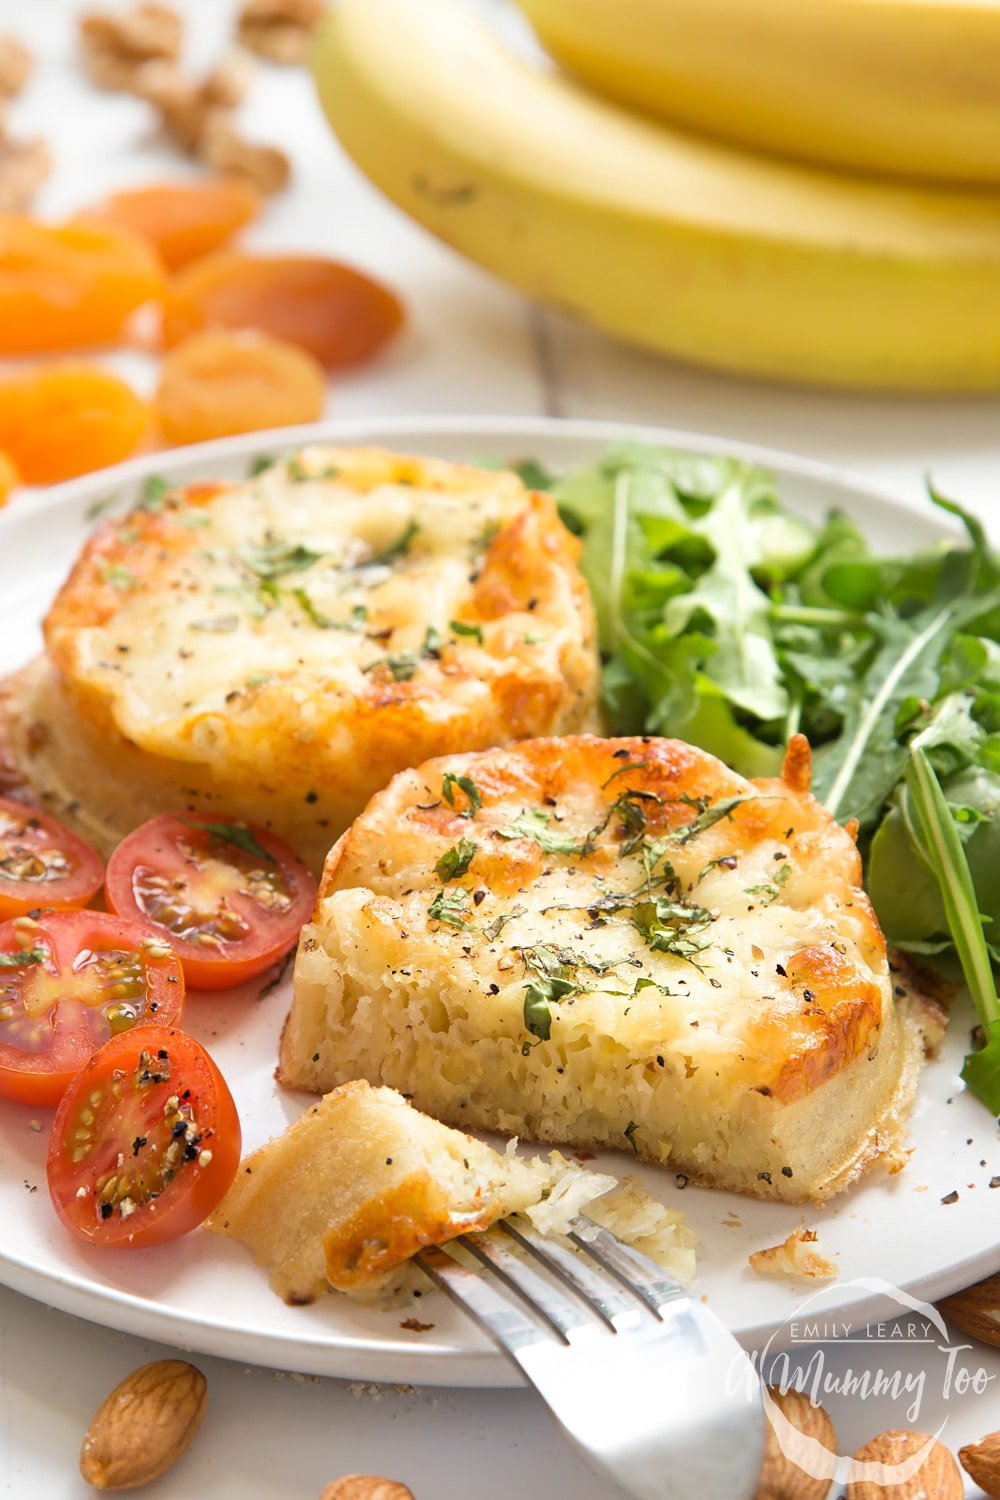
904 748 1000 1112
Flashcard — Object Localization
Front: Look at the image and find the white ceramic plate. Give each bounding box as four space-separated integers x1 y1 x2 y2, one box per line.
0 416 996 1389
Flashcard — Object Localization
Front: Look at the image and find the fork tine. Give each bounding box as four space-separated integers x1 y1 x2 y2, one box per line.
416 1240 558 1359
569 1220 690 1318
459 1228 603 1343
501 1218 647 1331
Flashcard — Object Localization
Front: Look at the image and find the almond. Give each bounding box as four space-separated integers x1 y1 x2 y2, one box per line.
755 1386 837 1499
80 1358 207 1491
937 1273 1000 1348
319 1480 414 1500
846 1429 963 1499
960 1430 1000 1498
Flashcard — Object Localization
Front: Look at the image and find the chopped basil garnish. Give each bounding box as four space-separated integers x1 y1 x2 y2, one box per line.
745 864 792 906
136 474 170 511
384 653 420 681
442 773 481 819
435 838 477 882
427 887 472 927
450 619 484 645
239 540 326 580
293 591 367 632
99 563 137 590
602 761 652 788
498 808 590 856
193 820 275 864
483 905 526 941
0 946 46 968
631 897 712 963
367 520 418 566
287 458 341 483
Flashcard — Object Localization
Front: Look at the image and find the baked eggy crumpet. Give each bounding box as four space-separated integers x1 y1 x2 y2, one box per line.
208 1078 697 1303
281 733 929 1204
1 447 598 873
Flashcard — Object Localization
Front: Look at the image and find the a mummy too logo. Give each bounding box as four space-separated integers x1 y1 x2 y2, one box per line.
726 1278 996 1487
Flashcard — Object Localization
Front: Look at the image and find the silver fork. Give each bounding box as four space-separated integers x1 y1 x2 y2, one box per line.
417 1217 764 1500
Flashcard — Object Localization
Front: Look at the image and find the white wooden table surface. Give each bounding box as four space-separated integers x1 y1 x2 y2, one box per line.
1 2 998 1495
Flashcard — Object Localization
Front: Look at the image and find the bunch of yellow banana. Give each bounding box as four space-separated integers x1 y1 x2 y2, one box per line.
314 0 1000 390
518 0 1000 186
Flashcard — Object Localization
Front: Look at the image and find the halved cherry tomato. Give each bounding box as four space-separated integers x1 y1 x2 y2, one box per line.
47 1026 240 1248
105 813 316 990
0 796 104 919
0 910 185 1106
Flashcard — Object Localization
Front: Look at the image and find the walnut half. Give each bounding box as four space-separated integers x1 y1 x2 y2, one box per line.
237 0 326 65
79 3 182 92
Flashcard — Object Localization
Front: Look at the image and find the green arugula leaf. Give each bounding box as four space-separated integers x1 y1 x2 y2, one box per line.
661 474 789 722
815 597 1000 826
904 746 1000 1112
475 455 555 491
510 458 555 491
963 1019 1000 1115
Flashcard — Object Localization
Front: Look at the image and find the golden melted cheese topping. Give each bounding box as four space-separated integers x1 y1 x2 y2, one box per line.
31 448 597 869
49 447 586 749
310 734 889 1107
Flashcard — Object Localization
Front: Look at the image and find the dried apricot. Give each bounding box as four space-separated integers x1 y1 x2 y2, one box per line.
162 252 403 368
0 216 165 354
155 328 326 444
83 179 261 270
0 364 148 483
0 450 18 505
